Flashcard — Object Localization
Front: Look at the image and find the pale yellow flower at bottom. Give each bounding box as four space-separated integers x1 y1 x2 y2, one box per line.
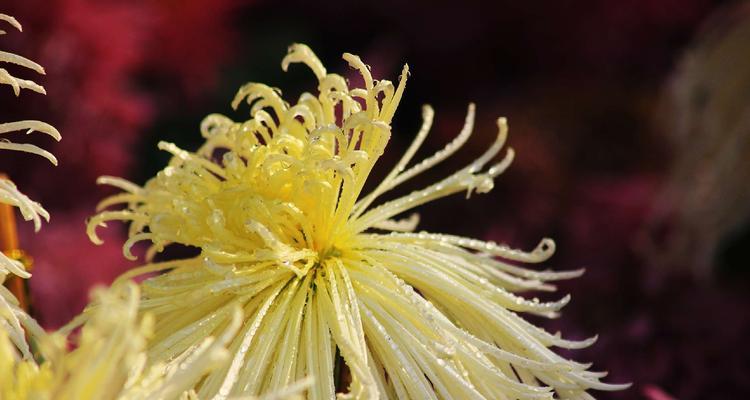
86 44 629 399
3 282 308 399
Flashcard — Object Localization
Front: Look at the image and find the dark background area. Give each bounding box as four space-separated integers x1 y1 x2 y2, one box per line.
2 1 749 398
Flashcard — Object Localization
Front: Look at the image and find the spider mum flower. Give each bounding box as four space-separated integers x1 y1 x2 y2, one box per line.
88 44 627 399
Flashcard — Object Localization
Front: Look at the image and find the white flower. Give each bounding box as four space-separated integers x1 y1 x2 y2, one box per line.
88 44 628 399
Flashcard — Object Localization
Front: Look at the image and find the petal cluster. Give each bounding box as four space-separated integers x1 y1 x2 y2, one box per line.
0 13 60 362
0 14 61 234
88 44 627 399
2 282 272 400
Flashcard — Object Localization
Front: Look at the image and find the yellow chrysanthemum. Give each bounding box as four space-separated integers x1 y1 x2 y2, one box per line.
87 44 627 399
0 13 60 361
